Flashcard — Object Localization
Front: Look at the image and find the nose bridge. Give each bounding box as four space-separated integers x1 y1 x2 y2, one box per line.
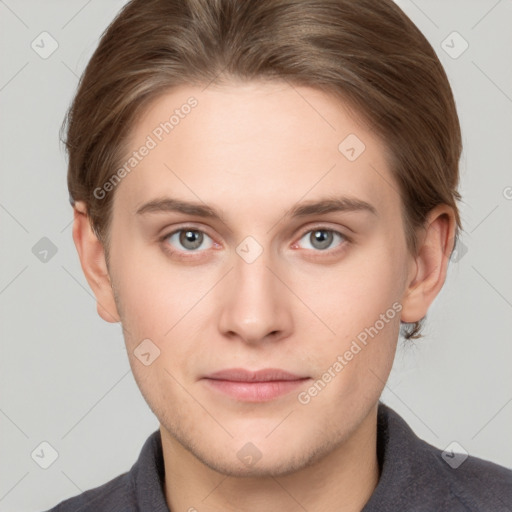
217 242 292 343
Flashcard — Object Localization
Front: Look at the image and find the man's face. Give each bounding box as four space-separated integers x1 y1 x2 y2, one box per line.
107 81 413 476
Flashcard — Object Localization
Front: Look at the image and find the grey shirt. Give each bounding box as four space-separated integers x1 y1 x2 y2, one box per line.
44 402 512 511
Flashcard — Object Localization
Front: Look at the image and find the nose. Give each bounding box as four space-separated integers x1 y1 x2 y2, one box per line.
217 248 293 346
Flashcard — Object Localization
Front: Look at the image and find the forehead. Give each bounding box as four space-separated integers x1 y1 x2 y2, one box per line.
116 81 398 220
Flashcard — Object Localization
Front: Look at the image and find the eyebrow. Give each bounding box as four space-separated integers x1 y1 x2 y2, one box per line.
135 196 378 220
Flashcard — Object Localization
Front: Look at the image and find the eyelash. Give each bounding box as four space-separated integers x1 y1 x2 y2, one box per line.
159 225 350 259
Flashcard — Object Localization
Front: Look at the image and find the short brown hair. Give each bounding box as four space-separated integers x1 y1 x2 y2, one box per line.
62 0 463 340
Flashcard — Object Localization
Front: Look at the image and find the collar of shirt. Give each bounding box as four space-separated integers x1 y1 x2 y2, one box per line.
128 401 512 511
46 401 512 511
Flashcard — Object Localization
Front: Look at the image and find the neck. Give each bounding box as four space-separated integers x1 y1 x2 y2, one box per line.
161 402 380 512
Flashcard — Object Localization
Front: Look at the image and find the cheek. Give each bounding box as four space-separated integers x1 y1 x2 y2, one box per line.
120 276 171 334
297 275 401 416
289 245 405 395
118 267 201 405
112 257 217 371
300 248 405 336
111 240 183 324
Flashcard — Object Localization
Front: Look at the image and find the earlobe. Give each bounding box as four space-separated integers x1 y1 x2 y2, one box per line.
400 205 456 324
72 201 121 323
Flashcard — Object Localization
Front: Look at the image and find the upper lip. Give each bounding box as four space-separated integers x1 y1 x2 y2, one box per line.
204 368 307 382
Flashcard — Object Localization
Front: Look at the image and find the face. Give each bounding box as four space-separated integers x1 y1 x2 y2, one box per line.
105 81 413 476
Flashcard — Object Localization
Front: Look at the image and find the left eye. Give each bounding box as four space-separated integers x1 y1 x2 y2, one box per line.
297 229 346 251
164 229 214 252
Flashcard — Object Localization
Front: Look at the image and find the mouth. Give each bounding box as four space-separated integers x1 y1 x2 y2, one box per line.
201 368 311 402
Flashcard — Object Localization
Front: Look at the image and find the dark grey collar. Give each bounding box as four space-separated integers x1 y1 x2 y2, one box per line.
129 402 512 511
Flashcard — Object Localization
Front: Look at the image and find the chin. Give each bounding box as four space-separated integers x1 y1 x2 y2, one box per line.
198 450 310 479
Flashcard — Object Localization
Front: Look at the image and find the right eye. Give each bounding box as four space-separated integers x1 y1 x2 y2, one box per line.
161 227 215 255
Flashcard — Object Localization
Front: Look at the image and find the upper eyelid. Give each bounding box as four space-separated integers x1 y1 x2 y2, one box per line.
161 224 214 240
298 224 348 238
161 224 347 240
161 227 215 245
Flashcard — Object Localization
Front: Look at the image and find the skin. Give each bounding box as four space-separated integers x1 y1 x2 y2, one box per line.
72 81 455 512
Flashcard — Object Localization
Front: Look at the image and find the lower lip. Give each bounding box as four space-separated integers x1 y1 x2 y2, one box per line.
203 378 310 402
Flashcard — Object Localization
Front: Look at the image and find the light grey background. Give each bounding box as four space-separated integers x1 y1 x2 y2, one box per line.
0 0 511 510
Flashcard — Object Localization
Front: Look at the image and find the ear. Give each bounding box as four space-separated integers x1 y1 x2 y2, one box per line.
400 205 457 323
72 201 120 323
